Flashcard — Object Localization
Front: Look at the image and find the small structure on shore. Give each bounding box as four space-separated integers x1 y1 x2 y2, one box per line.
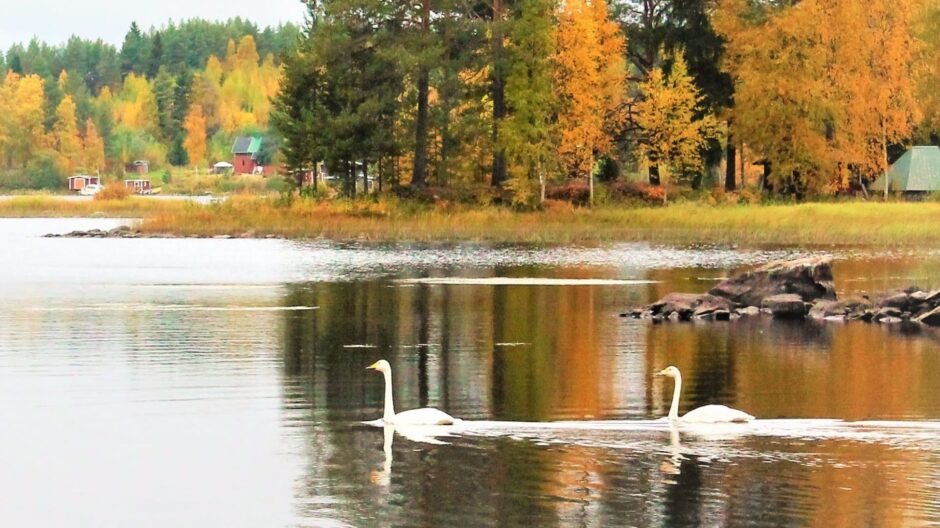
212 161 234 175
67 175 99 192
124 179 152 194
869 146 940 195
232 136 263 175
129 160 150 175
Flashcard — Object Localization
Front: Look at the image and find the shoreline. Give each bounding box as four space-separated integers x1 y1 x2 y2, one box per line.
6 195 940 247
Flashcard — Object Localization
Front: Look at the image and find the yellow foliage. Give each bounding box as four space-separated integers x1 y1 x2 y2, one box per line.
113 73 159 135
553 0 627 179
83 119 105 174
182 104 208 167
716 0 924 193
52 95 83 173
634 53 719 202
0 72 47 168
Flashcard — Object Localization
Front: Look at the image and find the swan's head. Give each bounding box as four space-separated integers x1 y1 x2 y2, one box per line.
655 366 681 378
366 360 391 373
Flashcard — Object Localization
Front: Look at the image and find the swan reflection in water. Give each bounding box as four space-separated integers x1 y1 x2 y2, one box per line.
659 426 684 481
370 424 395 487
370 423 455 487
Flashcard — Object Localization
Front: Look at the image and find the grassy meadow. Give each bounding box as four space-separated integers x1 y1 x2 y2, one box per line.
4 194 939 247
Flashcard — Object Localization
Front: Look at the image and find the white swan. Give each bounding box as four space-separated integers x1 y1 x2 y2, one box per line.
366 360 457 425
655 366 754 424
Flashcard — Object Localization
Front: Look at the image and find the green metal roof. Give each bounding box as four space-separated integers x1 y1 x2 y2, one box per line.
870 146 940 192
232 136 262 156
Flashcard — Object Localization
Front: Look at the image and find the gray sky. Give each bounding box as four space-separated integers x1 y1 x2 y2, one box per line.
0 0 308 50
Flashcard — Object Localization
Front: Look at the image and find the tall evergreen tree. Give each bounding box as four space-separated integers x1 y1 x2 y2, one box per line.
120 22 146 78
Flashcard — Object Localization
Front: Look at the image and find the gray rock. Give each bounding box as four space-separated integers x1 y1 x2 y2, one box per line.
915 306 940 326
810 297 873 319
878 316 903 324
650 293 704 320
761 294 808 318
879 292 911 310
736 306 761 316
876 307 903 319
692 294 735 318
709 257 836 307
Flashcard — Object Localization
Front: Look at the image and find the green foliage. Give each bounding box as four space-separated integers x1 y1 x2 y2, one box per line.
25 151 67 189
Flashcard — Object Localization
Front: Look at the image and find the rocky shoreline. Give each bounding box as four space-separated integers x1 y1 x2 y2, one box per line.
43 226 282 240
623 256 940 326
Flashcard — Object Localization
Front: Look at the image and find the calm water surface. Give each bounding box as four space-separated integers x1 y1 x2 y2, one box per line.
2 218 940 527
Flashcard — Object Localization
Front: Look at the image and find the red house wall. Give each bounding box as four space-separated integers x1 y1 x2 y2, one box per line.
234 154 257 174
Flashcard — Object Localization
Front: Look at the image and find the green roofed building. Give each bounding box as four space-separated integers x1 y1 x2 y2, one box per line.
869 146 940 194
232 136 263 174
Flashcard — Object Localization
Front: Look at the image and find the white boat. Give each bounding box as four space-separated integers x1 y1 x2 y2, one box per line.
79 184 103 196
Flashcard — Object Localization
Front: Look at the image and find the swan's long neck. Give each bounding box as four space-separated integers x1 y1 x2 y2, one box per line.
382 369 396 422
668 372 682 422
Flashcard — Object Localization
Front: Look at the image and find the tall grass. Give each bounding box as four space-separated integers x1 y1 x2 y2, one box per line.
140 197 940 247
4 194 940 246
0 195 188 217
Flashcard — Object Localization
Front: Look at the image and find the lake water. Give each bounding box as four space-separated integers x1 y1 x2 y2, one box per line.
1 218 939 527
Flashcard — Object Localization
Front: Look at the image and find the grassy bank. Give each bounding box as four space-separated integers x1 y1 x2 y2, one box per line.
0 195 189 217
4 194 940 246
139 197 940 247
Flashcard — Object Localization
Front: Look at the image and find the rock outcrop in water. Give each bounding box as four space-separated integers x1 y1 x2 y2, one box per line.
43 226 280 239
624 256 940 327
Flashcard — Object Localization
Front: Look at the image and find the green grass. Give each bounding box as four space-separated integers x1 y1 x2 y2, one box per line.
3 194 940 247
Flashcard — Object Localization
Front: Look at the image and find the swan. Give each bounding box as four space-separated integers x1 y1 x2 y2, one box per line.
655 366 754 424
366 360 457 425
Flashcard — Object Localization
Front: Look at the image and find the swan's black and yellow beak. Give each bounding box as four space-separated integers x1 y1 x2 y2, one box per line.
653 369 666 378
366 362 380 370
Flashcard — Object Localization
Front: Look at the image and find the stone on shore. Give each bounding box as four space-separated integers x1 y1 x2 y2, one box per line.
915 306 940 326
761 294 808 318
708 256 835 307
808 297 873 320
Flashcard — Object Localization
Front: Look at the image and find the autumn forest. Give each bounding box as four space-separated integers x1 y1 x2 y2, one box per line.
3 1 940 205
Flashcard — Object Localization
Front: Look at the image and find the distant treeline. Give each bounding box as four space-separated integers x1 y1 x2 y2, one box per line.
0 18 299 190
273 0 940 205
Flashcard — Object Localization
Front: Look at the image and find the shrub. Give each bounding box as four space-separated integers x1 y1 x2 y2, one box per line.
95 183 132 201
26 153 66 190
0 169 31 190
546 181 591 205
608 180 666 204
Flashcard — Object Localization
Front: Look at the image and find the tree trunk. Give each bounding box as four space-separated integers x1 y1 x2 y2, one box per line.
363 160 369 194
539 163 546 205
588 156 594 206
725 136 737 192
347 160 355 198
413 67 430 187
378 158 383 193
490 0 507 187
412 0 431 188
882 120 889 199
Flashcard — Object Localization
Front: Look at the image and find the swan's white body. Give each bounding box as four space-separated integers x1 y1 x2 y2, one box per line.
367 360 457 426
657 366 754 424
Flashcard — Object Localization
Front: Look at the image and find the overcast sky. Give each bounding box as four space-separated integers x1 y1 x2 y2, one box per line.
0 0 308 50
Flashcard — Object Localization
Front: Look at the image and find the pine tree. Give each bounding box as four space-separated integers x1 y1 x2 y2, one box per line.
120 22 145 78
153 67 179 141
503 0 556 206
